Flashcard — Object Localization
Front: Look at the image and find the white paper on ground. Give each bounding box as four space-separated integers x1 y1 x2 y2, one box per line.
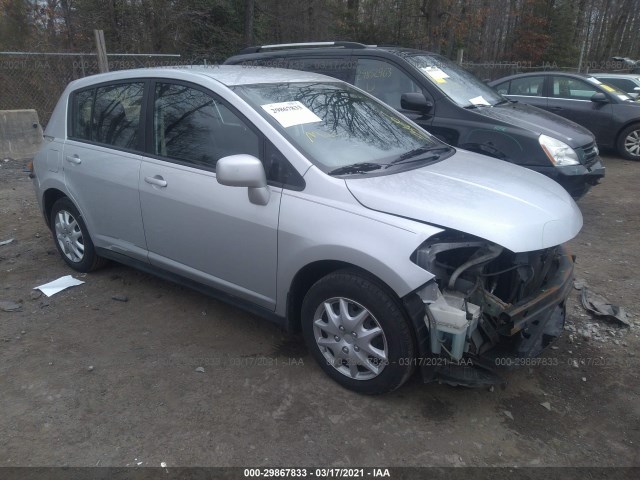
261 101 322 128
34 275 85 297
469 95 491 106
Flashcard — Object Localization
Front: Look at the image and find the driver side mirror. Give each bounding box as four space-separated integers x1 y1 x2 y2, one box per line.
401 93 433 113
591 92 609 103
216 154 270 205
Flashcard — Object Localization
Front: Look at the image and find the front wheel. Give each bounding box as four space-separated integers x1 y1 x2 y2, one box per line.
301 270 415 394
617 123 640 161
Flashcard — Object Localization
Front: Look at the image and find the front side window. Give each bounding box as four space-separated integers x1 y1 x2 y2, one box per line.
552 77 598 100
354 58 422 110
509 76 544 96
233 82 449 175
92 83 144 148
153 83 259 169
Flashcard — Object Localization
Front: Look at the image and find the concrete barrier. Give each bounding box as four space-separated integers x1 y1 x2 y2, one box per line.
0 109 43 161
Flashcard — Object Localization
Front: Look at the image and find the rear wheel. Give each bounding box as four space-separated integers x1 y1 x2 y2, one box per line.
617 123 640 161
50 197 106 272
301 270 415 394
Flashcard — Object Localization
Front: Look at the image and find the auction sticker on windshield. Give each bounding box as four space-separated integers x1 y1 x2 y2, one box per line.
261 101 322 128
420 66 449 84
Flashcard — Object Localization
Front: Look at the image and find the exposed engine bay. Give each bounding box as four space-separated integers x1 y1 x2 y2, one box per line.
412 231 574 385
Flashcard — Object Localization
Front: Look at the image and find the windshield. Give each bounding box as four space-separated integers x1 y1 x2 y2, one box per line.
586 77 634 102
233 82 449 174
405 54 505 108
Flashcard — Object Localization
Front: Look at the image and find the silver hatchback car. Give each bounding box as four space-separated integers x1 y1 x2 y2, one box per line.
32 66 582 394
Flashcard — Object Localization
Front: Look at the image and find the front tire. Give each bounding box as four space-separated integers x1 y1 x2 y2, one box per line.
301 270 415 394
617 123 640 161
50 197 106 272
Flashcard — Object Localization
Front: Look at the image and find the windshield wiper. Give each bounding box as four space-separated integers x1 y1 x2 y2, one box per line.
328 162 386 175
387 146 452 167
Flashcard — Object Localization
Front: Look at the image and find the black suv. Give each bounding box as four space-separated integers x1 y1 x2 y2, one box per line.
225 42 605 198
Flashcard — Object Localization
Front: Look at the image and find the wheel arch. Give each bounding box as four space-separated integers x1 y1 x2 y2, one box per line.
616 121 640 159
286 260 407 333
616 120 640 143
42 188 68 228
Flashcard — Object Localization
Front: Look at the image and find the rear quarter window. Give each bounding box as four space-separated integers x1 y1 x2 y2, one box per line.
71 89 94 141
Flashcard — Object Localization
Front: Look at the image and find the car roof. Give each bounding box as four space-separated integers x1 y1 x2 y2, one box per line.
65 65 338 90
227 44 440 63
488 71 593 85
591 73 640 79
236 41 435 55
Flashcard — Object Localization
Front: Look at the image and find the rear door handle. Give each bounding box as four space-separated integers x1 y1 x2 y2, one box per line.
144 175 167 187
65 155 81 164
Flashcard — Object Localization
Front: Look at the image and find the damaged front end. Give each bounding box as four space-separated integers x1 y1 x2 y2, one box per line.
410 231 575 387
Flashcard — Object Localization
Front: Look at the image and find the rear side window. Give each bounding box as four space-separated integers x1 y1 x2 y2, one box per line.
70 82 144 150
509 76 544 96
153 82 259 169
492 81 509 95
93 83 144 148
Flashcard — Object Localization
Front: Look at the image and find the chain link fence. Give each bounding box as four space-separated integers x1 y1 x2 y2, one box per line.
0 53 213 127
3 52 635 127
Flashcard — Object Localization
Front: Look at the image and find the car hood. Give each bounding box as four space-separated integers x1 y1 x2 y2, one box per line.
345 150 583 253
474 102 595 147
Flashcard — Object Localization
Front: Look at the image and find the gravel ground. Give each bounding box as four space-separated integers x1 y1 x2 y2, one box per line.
0 155 638 467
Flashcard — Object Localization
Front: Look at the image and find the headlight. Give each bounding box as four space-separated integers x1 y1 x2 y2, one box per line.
538 134 580 166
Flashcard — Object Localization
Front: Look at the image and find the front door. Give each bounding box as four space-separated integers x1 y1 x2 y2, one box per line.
546 76 614 143
139 81 281 309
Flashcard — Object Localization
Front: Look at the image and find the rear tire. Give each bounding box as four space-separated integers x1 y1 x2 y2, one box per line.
301 270 415 394
617 123 640 161
50 197 106 272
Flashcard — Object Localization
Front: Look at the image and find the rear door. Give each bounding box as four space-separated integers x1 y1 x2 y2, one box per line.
138 81 281 309
63 81 148 261
501 75 548 109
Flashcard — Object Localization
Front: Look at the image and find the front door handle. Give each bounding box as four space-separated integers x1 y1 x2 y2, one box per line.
65 155 81 165
549 106 563 111
144 175 167 187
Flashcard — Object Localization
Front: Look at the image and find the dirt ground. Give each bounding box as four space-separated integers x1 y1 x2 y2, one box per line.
0 154 638 468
